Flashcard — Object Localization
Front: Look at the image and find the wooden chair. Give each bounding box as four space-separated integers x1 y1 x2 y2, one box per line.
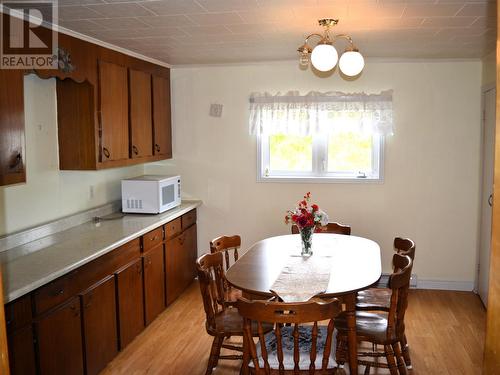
336 254 413 375
356 237 415 368
291 222 351 235
210 235 242 304
236 297 342 374
197 252 272 375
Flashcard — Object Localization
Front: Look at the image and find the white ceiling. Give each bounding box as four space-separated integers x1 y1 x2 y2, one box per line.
51 0 497 65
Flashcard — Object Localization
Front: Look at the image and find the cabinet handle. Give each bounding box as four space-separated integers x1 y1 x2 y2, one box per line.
9 153 22 169
178 234 185 246
51 288 64 297
70 304 80 317
155 144 160 152
151 235 158 242
103 147 110 159
132 145 139 155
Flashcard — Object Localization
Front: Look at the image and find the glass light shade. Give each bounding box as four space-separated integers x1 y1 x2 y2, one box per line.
299 51 310 67
338 50 365 76
310 44 338 72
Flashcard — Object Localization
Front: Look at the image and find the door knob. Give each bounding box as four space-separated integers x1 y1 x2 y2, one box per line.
488 194 493 207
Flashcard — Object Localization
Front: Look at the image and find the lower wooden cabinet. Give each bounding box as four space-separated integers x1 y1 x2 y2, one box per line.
165 234 184 305
7 325 36 375
116 259 144 349
81 275 118 375
166 220 198 305
36 297 84 375
184 224 198 281
143 244 166 325
5 209 198 375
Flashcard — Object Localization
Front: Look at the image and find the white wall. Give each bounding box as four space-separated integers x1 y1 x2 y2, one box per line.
0 75 144 236
145 60 482 286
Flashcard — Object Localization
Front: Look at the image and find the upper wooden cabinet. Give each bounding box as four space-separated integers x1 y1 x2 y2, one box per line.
129 69 153 159
152 75 172 158
0 16 173 181
0 69 26 186
45 27 171 170
98 60 130 164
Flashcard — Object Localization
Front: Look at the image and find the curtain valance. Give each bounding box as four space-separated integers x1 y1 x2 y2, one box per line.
248 90 394 136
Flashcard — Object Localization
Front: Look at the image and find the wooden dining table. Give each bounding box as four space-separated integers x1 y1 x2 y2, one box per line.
226 233 382 375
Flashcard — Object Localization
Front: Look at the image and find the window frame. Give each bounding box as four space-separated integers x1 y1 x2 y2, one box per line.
257 133 384 183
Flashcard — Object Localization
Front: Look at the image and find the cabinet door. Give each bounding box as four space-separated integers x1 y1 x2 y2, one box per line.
116 259 144 349
152 75 172 158
8 326 37 375
165 235 183 305
98 60 129 163
143 244 165 325
183 223 198 282
36 297 84 375
0 69 25 186
81 276 118 375
129 69 153 159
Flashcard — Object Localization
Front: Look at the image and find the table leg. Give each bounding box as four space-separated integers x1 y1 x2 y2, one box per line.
345 292 358 375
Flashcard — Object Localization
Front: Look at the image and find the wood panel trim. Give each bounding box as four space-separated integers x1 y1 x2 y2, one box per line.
483 6 500 372
0 267 11 375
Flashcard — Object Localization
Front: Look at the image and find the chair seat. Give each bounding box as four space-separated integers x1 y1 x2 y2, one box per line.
356 288 391 310
336 311 396 344
250 326 337 370
211 308 273 336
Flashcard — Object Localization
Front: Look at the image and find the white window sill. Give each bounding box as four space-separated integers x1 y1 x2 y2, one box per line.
257 175 384 184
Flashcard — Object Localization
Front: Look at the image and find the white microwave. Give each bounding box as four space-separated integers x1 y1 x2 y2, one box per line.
121 175 181 214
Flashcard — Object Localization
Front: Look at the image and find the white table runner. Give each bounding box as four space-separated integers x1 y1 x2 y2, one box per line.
270 255 334 302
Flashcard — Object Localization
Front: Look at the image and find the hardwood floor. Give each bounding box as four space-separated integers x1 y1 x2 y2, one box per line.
100 282 485 375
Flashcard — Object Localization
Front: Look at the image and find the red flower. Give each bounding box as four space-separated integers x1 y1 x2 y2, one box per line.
311 204 318 212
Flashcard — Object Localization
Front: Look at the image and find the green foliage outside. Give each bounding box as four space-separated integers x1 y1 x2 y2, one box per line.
269 134 312 171
269 132 372 173
328 132 372 172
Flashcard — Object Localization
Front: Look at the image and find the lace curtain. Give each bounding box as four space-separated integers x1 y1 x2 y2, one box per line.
248 90 394 136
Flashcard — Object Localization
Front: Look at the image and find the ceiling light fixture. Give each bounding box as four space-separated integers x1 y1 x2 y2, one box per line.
297 19 364 76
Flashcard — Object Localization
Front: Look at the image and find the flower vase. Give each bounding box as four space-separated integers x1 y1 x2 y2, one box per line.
299 226 314 256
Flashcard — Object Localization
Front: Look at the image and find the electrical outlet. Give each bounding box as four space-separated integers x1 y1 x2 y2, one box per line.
410 274 418 288
88 185 95 200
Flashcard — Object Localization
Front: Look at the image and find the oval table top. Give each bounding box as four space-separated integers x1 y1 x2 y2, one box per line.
226 234 382 298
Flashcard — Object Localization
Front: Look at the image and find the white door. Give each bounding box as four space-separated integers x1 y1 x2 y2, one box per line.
478 87 496 307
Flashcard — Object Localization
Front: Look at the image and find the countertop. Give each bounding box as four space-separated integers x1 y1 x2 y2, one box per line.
1 200 202 303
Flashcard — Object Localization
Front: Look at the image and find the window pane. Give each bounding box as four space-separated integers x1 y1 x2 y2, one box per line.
328 132 372 173
269 134 312 172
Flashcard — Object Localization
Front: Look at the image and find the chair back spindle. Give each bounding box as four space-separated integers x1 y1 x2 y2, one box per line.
237 298 341 374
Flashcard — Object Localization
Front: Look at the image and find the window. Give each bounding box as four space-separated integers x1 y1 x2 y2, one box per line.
260 132 382 181
250 91 393 182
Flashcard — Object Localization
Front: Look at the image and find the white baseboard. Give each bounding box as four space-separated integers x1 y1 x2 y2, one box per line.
416 279 474 292
377 274 474 292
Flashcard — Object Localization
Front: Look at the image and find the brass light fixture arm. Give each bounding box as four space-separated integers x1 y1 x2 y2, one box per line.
304 33 324 45
332 34 358 51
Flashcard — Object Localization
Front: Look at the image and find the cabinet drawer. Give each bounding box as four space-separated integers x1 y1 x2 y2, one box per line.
34 238 141 315
143 226 163 252
164 218 181 239
182 210 196 230
5 294 32 333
